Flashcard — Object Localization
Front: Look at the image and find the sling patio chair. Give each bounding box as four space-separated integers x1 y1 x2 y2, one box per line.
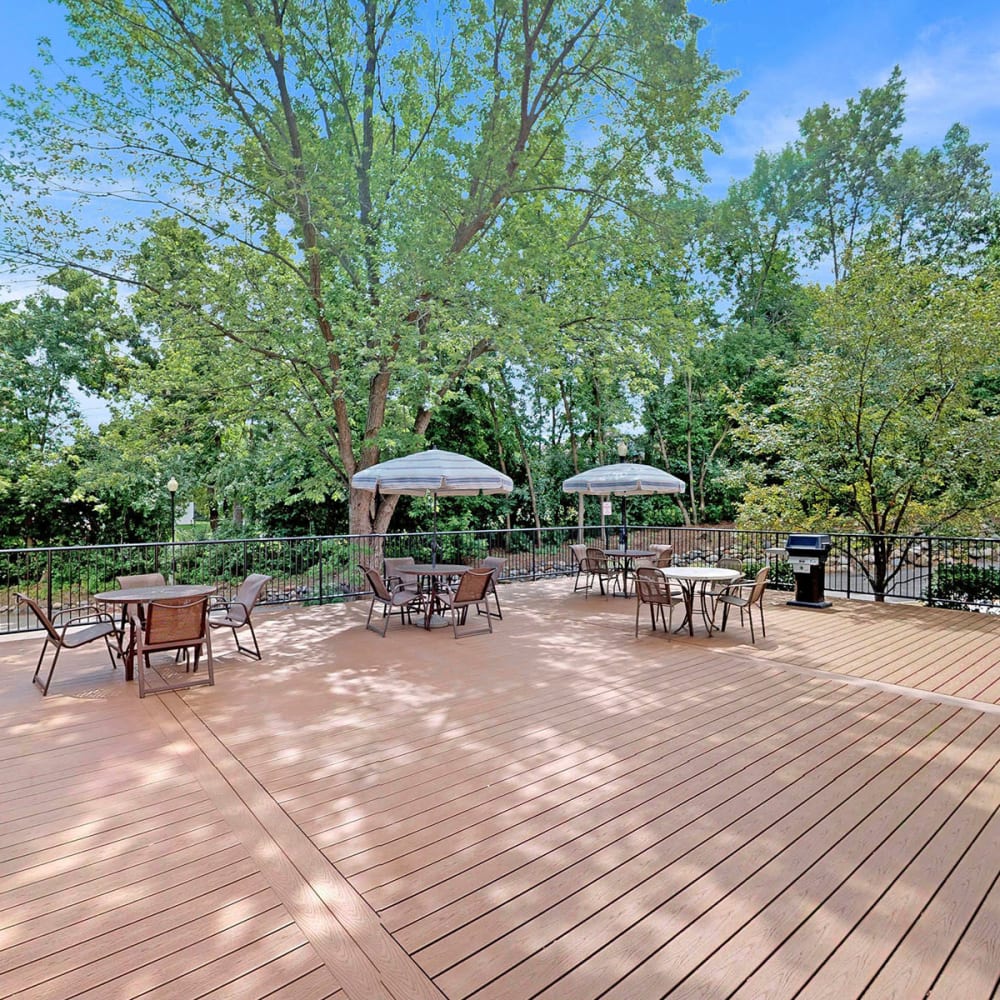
209 573 271 659
714 566 770 644
359 563 422 637
115 572 166 633
438 567 496 638
649 544 674 567
383 556 422 600
478 556 506 620
133 596 214 698
17 592 122 696
570 543 590 592
633 567 684 638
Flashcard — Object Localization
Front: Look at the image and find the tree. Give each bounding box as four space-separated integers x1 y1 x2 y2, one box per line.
0 270 138 545
1 0 739 535
794 67 906 282
736 249 1000 599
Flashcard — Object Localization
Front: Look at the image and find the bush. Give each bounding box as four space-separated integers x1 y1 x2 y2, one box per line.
926 564 1000 609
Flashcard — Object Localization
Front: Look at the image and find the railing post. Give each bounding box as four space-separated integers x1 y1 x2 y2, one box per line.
46 550 54 619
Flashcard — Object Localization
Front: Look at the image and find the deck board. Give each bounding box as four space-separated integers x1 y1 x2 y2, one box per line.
1 580 998 998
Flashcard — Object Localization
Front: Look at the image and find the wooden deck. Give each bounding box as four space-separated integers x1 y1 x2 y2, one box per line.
1 580 998 999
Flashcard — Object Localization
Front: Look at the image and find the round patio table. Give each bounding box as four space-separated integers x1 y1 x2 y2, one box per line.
398 564 469 629
659 567 740 636
602 548 654 597
94 584 217 679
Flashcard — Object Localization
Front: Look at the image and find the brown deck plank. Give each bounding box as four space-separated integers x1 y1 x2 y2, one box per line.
5 885 281 998
926 868 1000 999
392 685 905 955
2 582 1000 999
197 942 341 999
851 794 1000 1000
590 712 999 1000
427 698 962 998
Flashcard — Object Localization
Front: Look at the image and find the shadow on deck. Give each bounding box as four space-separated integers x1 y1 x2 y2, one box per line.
2 580 998 999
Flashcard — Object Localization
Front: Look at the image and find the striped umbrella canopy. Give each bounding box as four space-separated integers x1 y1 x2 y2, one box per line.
352 448 513 565
562 462 686 549
562 462 686 497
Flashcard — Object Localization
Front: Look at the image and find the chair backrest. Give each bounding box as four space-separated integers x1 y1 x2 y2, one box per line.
143 598 209 648
584 546 609 570
360 563 392 601
570 544 588 567
453 568 494 604
481 556 506 579
117 572 166 590
654 549 673 567
15 593 61 642
717 557 743 573
230 573 271 623
383 556 416 583
634 568 673 604
749 566 770 603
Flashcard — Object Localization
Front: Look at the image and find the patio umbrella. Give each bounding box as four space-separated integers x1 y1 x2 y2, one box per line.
562 462 686 550
351 447 513 566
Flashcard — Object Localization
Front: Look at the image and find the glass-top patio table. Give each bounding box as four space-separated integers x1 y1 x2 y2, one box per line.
659 566 741 636
398 564 469 629
94 584 217 679
602 548 654 597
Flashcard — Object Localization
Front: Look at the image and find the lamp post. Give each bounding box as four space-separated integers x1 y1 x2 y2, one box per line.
616 441 628 550
167 477 178 583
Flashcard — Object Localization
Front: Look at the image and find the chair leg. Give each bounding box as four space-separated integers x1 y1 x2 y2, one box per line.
234 620 262 659
32 641 59 696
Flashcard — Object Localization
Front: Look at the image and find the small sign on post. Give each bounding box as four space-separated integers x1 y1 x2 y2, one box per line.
601 501 612 516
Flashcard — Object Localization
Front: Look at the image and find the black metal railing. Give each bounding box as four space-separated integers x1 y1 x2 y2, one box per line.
2 526 998 634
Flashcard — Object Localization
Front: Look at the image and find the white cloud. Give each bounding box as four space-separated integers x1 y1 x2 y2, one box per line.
701 6 1000 195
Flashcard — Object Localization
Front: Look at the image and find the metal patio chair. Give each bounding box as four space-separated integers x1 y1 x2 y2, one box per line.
209 573 271 659
633 568 684 638
714 566 770 644
17 592 122 696
134 596 215 698
360 563 421 636
438 568 496 638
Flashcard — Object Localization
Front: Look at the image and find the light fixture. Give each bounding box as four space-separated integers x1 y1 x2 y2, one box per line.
617 440 628 460
167 477 178 582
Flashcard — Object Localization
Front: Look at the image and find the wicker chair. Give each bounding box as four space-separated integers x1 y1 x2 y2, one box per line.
17 592 122 696
633 568 683 638
580 547 622 598
359 563 421 637
701 557 745 625
715 566 770 644
209 573 271 659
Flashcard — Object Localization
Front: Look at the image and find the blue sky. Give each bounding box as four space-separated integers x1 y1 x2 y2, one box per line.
4 0 999 194
689 0 1000 194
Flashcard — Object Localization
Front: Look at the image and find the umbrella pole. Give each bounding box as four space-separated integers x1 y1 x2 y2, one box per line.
431 493 438 569
620 495 628 550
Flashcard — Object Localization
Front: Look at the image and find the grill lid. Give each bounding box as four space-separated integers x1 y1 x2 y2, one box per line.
785 534 832 550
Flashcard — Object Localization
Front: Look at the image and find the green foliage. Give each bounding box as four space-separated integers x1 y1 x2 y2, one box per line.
926 564 1000 609
1 0 740 535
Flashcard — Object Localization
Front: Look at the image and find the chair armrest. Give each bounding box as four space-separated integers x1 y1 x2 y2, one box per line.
53 605 117 628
